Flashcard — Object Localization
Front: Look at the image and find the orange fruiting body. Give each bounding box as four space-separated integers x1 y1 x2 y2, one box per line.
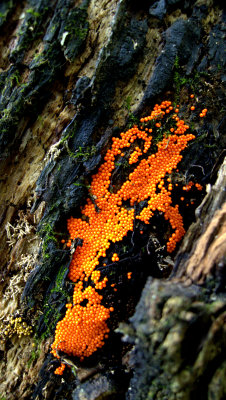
195 183 203 191
127 272 132 279
51 100 203 374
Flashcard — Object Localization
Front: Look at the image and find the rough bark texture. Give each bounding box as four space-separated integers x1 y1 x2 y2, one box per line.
0 0 225 399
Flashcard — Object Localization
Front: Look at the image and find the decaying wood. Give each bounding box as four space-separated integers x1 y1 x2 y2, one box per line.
0 0 225 399
174 157 226 284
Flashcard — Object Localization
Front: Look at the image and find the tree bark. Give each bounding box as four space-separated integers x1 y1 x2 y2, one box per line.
0 1 225 399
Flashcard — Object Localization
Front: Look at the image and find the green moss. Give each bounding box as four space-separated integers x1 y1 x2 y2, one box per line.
73 181 90 189
64 11 88 41
34 221 70 339
60 128 76 145
0 0 13 27
41 300 64 340
173 56 211 104
27 339 41 368
60 2 90 62
9 70 21 86
124 96 140 128
39 222 58 259
173 56 189 103
0 66 22 101
66 144 97 161
152 127 165 146
26 8 41 18
50 265 69 298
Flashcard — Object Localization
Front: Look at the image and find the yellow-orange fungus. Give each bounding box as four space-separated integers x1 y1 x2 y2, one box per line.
54 363 66 375
195 183 203 191
51 284 111 365
51 100 202 374
183 181 194 191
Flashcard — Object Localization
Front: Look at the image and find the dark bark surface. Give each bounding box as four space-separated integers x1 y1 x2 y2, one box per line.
0 1 225 399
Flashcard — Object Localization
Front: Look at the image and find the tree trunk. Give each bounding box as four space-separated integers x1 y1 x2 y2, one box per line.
0 1 225 399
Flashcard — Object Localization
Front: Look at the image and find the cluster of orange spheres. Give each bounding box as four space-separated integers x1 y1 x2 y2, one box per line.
127 272 132 280
183 181 203 192
112 253 120 262
51 100 204 374
51 283 114 370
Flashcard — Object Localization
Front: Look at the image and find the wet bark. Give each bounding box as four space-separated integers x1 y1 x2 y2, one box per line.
0 0 225 399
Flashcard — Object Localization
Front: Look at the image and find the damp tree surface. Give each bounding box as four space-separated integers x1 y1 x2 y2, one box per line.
0 1 225 400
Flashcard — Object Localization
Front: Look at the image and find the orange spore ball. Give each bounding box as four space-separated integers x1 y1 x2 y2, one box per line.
183 181 194 191
51 285 111 362
112 253 119 262
195 183 203 191
199 108 207 118
54 363 66 375
52 100 198 373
